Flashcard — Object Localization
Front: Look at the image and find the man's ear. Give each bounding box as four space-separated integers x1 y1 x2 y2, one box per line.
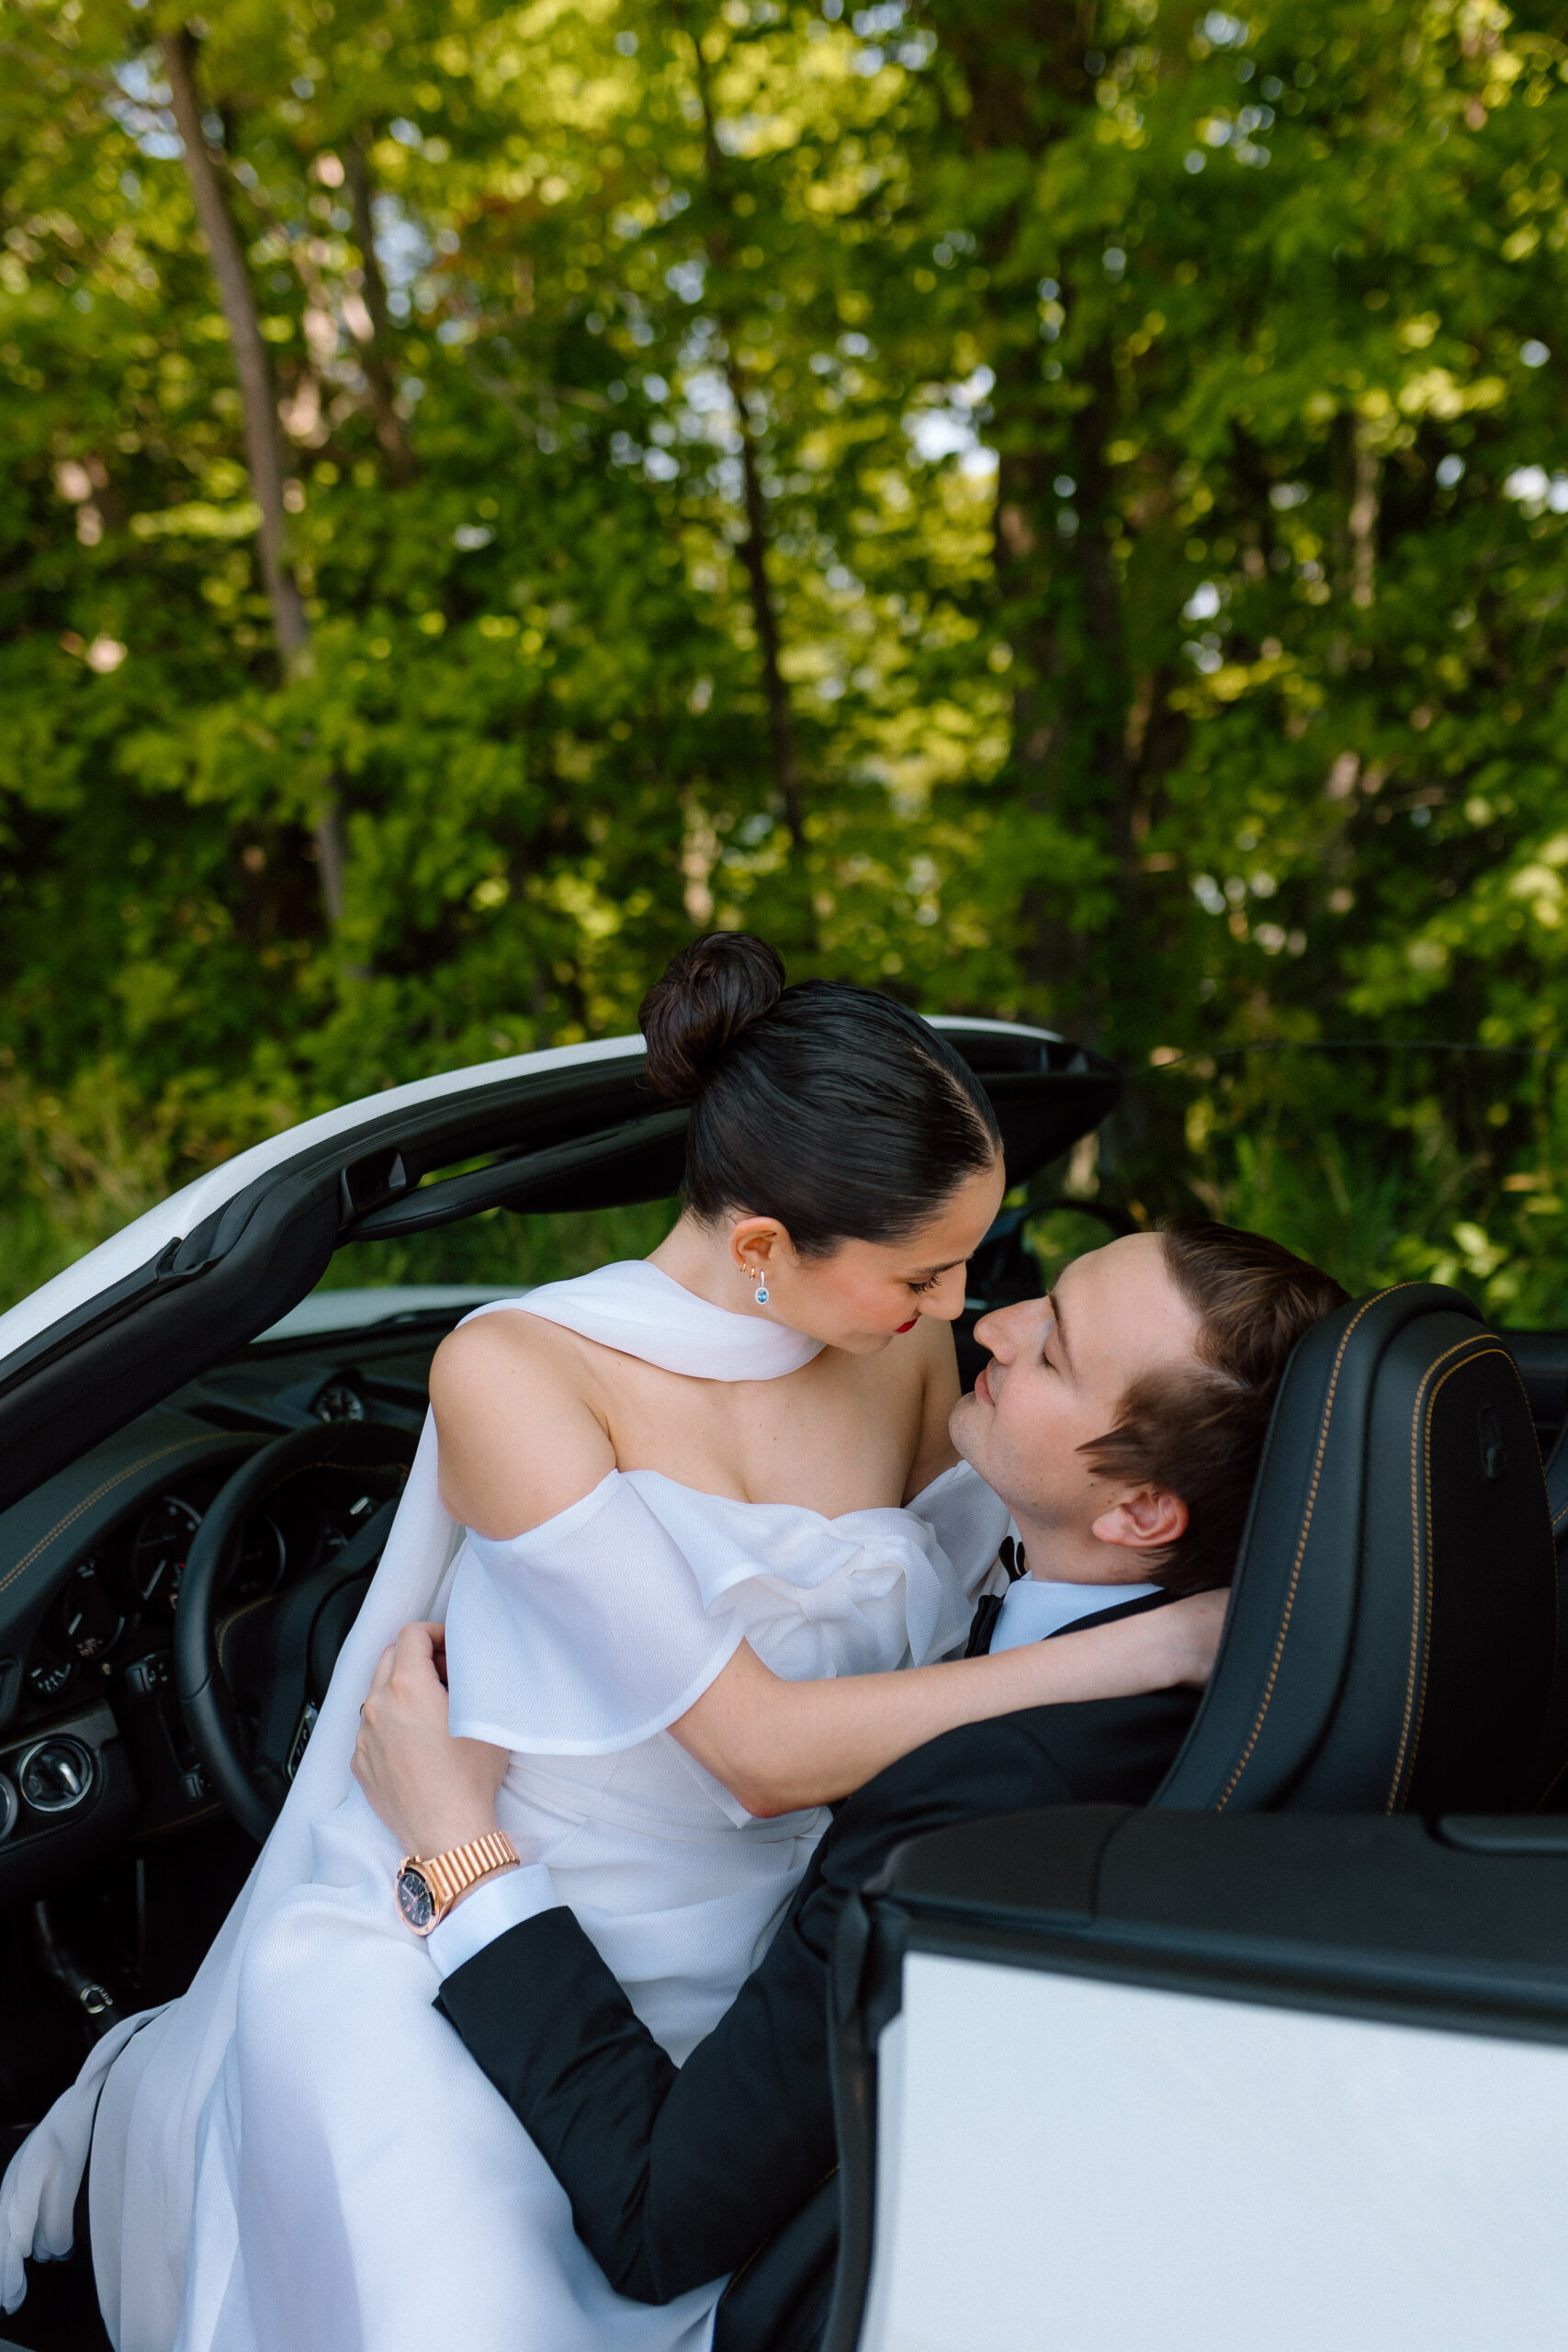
1090 1486 1188 1555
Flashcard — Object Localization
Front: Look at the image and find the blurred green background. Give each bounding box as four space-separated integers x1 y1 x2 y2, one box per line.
5 0 1568 1319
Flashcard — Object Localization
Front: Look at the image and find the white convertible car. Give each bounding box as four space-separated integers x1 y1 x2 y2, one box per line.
0 1021 1565 2352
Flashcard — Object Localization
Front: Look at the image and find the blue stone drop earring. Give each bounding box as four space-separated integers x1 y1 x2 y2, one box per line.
754 1275 770 1306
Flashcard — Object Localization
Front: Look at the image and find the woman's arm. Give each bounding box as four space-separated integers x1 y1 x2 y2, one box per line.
429 1314 614 1535
671 1593 1225 1818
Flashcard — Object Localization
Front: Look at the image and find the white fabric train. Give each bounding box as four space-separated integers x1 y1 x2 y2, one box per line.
1 1261 1008 2352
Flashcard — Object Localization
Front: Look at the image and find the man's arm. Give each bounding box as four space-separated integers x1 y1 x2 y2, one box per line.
434 1848 841 2302
352 1611 1200 2304
434 1682 1199 2301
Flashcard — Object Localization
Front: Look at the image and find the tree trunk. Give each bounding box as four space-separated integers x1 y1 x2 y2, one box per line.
346 134 418 488
1348 424 1380 609
925 0 1140 1035
681 17 806 853
162 26 344 927
727 361 805 848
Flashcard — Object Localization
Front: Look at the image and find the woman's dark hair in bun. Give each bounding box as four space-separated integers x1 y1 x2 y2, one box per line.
639 933 1002 1258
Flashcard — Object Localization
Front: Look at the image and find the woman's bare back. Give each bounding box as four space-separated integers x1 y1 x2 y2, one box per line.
430 1300 960 1540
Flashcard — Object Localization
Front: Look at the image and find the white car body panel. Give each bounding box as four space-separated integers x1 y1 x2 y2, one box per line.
861 1951 1568 2352
0 1035 639 1367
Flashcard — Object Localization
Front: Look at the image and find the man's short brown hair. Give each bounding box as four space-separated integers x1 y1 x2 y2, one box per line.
1078 1216 1349 1595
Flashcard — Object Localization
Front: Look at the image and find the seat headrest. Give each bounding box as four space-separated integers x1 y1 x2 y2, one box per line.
1156 1283 1555 1816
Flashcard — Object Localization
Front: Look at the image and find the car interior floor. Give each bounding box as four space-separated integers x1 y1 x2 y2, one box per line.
1 1817 255 2350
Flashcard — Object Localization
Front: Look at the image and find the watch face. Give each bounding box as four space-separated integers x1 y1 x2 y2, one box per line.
396 1866 435 1934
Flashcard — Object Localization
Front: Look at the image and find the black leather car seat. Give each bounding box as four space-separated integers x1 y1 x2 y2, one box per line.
1155 1282 1557 1816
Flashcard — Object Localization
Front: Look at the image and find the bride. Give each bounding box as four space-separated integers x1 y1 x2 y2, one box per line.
3 933 1216 2352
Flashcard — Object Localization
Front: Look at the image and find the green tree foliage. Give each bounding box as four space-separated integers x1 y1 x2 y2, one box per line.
3 0 1568 1312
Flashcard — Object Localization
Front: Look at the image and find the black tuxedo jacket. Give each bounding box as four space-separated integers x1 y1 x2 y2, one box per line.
434 1593 1194 2339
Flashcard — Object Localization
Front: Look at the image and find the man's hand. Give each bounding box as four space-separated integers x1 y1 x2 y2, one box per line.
352 1621 510 1859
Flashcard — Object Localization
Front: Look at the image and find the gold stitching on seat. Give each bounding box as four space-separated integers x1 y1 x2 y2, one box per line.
1214 1291 1393 1810
0 1434 257 1604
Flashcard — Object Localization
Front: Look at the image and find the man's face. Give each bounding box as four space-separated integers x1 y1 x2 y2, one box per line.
950 1232 1203 1580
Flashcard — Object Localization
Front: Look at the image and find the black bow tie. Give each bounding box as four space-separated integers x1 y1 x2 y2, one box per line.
964 1539 1030 1658
964 1593 1003 1658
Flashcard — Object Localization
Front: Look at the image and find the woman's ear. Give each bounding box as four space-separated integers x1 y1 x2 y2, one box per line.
1089 1486 1189 1555
729 1216 791 1281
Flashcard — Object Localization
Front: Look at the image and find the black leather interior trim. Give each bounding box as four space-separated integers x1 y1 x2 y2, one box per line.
714 2172 839 2352
345 1111 691 1238
886 1907 1568 2050
872 1810 1568 2048
818 1891 896 2352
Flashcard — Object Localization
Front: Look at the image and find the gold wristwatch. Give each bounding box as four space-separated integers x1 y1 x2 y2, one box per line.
394 1831 520 1937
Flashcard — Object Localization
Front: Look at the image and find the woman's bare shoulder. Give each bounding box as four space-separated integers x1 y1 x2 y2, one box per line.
863 1313 955 1394
430 1310 615 1538
914 1312 960 1381
835 1310 954 1406
902 1316 961 1498
431 1305 593 1394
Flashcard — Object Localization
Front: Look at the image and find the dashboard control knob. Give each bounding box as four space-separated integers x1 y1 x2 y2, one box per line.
0 1773 17 1843
17 1736 95 1815
312 1380 367 1423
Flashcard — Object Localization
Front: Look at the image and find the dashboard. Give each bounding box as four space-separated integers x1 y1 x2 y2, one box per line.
0 1298 453 1899
29 1486 287 1708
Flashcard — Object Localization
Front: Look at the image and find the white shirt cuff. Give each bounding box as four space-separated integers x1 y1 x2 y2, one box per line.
426 1861 563 1982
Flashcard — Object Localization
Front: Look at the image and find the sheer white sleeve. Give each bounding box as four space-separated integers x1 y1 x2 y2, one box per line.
443 1472 747 1754
906 1463 1013 1602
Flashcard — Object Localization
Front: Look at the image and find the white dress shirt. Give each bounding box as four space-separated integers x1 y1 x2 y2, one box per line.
987 1571 1161 1654
428 1858 563 1978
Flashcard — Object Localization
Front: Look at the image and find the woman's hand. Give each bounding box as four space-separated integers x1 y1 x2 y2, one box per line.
1140 1589 1230 1688
1001 1589 1230 1709
352 1622 512 1859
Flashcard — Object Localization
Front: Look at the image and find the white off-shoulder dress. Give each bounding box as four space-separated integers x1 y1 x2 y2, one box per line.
1 1262 1009 2352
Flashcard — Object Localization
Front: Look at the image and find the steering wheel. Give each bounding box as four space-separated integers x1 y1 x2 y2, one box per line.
175 1420 418 1841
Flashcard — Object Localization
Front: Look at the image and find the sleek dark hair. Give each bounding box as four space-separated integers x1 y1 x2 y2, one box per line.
639 933 1001 1256
1078 1216 1349 1595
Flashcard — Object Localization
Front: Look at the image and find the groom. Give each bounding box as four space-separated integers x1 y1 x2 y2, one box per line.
355 1220 1345 2349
